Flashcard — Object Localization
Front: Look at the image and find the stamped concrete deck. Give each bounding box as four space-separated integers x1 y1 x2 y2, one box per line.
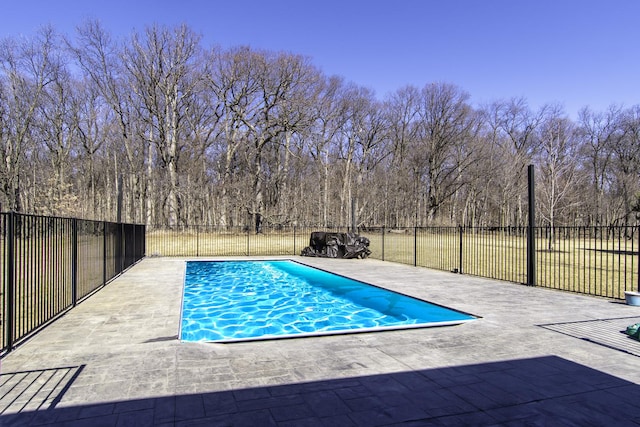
2 256 640 426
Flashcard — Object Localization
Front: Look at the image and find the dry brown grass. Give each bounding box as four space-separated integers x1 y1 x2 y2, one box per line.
146 229 638 299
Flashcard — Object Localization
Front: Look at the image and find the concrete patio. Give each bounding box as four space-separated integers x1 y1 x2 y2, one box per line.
2 256 640 426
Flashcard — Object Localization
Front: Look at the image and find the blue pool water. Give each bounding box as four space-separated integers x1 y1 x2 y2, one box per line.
180 260 476 342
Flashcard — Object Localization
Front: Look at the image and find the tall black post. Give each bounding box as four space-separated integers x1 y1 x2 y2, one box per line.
72 218 78 306
102 221 107 287
116 175 124 274
414 227 418 267
458 225 464 274
527 165 536 286
119 223 125 274
5 212 15 352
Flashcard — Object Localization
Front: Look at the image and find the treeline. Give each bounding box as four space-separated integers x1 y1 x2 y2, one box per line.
1 23 638 228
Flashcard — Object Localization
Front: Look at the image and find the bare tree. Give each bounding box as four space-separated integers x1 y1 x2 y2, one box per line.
4 21 640 231
383 86 421 226
612 106 640 224
304 75 349 226
71 79 110 219
33 54 80 216
123 24 203 227
343 90 388 227
212 50 317 231
69 21 144 222
480 98 546 225
205 46 262 228
256 53 322 227
413 82 477 223
0 27 59 212
576 105 624 225
536 106 583 249
179 72 220 226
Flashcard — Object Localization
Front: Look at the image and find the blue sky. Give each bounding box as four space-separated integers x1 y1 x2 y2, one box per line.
2 0 639 118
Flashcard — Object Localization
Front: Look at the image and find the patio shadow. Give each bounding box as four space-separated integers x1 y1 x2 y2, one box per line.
1 356 640 425
1 365 85 416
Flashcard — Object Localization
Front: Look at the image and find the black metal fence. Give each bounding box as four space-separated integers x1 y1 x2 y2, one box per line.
6 215 634 355
147 224 640 300
1 212 145 355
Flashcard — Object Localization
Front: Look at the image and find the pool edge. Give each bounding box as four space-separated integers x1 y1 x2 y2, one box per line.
197 318 477 344
180 258 481 343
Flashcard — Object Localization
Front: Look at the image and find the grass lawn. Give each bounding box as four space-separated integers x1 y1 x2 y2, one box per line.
146 228 639 300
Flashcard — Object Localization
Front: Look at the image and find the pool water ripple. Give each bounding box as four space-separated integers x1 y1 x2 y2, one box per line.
180 260 476 342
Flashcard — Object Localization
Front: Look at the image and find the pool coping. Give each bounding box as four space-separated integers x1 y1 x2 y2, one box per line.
199 318 478 344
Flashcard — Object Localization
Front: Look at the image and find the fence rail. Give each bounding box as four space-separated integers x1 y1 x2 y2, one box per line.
147 224 639 300
1 212 145 355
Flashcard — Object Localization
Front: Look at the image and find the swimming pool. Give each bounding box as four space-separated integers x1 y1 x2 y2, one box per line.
180 260 476 342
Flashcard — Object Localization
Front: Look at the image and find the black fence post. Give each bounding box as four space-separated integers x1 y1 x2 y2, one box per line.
293 225 296 255
5 211 15 352
381 226 385 261
133 223 137 263
119 222 124 274
527 165 536 286
72 218 78 307
102 221 107 287
458 225 463 274
414 227 418 267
